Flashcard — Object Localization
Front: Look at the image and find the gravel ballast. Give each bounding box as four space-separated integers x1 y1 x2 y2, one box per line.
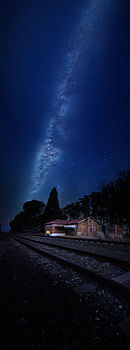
0 234 130 350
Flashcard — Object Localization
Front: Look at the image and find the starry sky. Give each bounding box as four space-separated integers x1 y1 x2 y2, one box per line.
1 0 130 230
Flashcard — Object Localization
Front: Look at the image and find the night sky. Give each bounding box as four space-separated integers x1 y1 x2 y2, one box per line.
1 0 130 230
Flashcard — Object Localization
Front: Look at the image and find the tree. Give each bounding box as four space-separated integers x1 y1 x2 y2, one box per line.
42 187 60 222
10 211 28 232
90 192 103 219
23 200 45 219
79 195 90 217
61 201 81 220
111 168 130 225
10 200 45 232
23 199 45 231
96 168 130 226
10 167 130 233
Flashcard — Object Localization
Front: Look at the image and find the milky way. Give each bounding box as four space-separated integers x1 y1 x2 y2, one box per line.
30 0 113 197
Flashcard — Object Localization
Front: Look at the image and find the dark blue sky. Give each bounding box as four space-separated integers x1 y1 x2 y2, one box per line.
1 0 130 229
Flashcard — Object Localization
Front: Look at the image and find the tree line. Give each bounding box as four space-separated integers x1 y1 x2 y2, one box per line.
10 168 130 233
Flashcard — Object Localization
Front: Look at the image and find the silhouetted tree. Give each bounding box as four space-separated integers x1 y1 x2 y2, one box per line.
10 200 45 232
79 195 90 217
10 211 28 233
23 200 44 216
10 167 130 234
61 201 81 220
115 168 130 226
23 200 45 228
96 168 130 227
90 192 103 219
42 187 60 222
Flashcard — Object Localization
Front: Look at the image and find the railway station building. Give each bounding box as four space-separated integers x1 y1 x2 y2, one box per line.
44 216 101 237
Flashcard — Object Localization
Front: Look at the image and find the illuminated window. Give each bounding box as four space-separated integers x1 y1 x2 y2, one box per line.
46 230 50 234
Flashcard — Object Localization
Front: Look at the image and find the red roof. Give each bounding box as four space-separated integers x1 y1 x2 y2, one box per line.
45 219 68 225
44 217 86 225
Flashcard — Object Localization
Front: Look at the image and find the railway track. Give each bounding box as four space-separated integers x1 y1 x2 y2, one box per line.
55 235 130 246
12 234 130 267
11 235 130 303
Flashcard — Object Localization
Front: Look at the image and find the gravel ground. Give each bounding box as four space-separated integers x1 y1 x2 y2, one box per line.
19 234 130 263
0 234 130 350
20 239 128 278
16 237 130 292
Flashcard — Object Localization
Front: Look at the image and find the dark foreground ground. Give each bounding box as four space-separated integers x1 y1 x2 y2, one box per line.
0 234 130 350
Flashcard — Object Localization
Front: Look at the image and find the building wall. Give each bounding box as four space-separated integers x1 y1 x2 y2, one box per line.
87 217 100 237
77 220 87 236
45 218 101 238
53 226 66 234
77 218 100 237
45 225 65 235
65 227 76 237
109 224 123 240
